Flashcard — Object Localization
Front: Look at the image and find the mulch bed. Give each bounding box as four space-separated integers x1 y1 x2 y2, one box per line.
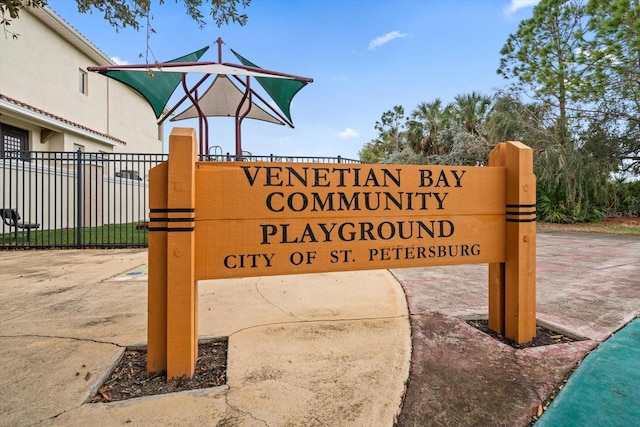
466 319 580 349
91 337 228 403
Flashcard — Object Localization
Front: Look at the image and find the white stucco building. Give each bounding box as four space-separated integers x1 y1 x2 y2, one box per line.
0 6 163 155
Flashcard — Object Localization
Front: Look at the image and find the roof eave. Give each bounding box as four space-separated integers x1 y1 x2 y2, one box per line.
0 97 126 147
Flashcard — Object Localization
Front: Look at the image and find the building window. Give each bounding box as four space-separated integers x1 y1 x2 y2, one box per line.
79 69 88 94
0 124 29 160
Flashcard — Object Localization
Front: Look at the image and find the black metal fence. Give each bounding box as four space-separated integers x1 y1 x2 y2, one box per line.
1 151 360 249
203 153 362 164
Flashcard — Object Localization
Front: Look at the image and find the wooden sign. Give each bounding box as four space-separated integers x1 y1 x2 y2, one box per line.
148 128 537 379
194 163 506 279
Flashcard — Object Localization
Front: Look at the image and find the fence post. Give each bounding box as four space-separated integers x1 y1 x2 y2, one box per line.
488 141 536 343
76 148 83 248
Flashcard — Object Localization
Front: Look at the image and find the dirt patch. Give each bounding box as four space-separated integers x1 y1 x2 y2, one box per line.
538 215 640 235
603 215 640 226
91 338 227 403
466 319 580 349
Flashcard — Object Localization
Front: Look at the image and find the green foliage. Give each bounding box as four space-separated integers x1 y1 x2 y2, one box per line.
359 106 407 163
484 93 558 150
536 143 609 222
358 138 391 163
406 99 453 155
498 0 639 173
0 0 43 19
1 0 250 36
374 105 406 152
381 146 427 165
433 126 492 166
451 91 492 136
606 179 640 214
498 0 590 145
538 191 573 223
0 0 44 37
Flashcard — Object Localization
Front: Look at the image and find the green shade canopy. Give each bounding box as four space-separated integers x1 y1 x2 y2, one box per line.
96 46 210 119
231 49 308 123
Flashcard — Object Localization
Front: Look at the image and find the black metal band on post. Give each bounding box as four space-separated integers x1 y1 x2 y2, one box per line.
150 208 195 213
506 204 537 223
148 208 195 232
148 227 195 232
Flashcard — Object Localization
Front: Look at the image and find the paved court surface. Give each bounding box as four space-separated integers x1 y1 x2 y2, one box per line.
392 230 639 426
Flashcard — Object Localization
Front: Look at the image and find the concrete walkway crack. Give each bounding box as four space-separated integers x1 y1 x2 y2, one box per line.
0 334 123 347
224 391 270 426
35 405 82 427
254 279 301 321
228 314 408 337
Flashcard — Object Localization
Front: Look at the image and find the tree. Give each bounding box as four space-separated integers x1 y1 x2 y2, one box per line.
358 138 391 163
436 126 492 166
374 105 406 152
580 0 640 174
497 0 640 222
406 99 452 155
1 0 250 37
450 91 492 136
484 92 559 152
582 0 639 115
359 106 407 163
498 0 589 146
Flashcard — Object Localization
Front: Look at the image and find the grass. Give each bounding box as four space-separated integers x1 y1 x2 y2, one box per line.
1 222 148 247
3 218 637 248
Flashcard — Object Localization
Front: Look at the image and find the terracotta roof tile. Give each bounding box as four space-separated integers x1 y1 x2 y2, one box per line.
0 93 126 146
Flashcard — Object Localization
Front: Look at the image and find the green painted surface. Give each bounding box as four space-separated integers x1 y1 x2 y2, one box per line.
536 318 640 427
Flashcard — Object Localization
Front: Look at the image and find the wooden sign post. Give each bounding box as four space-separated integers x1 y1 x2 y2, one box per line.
488 142 537 343
148 128 536 379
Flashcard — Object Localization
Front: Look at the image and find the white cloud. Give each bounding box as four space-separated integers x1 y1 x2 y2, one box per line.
368 31 408 51
504 0 540 15
338 128 359 139
110 56 130 65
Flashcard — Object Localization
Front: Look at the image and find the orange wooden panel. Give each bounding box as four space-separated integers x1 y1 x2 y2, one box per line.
193 162 506 279
195 163 505 220
195 214 505 280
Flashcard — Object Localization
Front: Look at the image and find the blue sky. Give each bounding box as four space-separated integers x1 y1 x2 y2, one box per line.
48 0 539 159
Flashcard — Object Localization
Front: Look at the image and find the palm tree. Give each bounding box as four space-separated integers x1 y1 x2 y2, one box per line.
452 92 492 135
407 99 452 155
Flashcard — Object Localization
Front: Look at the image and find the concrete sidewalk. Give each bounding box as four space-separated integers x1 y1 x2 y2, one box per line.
0 230 638 426
0 251 410 426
